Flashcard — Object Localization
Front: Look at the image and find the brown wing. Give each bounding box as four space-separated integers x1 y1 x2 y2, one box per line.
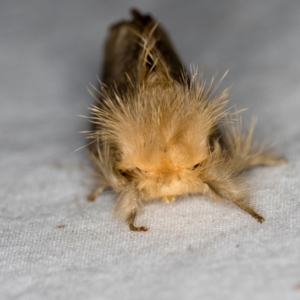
100 9 187 94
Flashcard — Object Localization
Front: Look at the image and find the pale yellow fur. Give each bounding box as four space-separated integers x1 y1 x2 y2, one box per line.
85 21 285 230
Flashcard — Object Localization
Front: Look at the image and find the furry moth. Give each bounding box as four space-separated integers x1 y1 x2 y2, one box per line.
85 9 286 231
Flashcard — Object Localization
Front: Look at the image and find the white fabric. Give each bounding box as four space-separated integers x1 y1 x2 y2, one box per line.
1 1 300 299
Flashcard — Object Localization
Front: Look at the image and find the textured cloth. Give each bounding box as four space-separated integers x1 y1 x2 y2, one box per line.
1 1 300 299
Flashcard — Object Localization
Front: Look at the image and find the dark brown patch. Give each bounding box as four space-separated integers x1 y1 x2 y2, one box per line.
56 224 66 229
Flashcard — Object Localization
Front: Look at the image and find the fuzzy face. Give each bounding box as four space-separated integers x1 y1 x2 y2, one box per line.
91 77 227 201
118 141 210 201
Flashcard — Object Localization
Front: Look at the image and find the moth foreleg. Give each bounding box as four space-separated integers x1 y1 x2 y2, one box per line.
204 181 264 223
232 198 265 223
87 185 107 201
127 210 148 232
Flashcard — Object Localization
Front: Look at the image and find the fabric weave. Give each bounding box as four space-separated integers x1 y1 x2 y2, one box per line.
1 1 300 299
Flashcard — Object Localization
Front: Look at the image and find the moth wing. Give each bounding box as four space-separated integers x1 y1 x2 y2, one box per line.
100 9 188 94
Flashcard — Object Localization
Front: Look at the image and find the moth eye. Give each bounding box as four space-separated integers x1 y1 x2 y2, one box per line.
120 169 133 179
191 163 201 170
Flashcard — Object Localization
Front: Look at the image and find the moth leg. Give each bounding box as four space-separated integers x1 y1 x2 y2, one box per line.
204 182 264 223
127 210 148 232
248 154 287 168
87 185 107 201
231 198 265 223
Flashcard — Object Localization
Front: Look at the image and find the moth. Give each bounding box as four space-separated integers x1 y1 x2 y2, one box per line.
85 9 286 231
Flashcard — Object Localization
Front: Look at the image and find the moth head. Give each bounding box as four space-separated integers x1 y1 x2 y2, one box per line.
98 75 228 200
117 136 210 199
